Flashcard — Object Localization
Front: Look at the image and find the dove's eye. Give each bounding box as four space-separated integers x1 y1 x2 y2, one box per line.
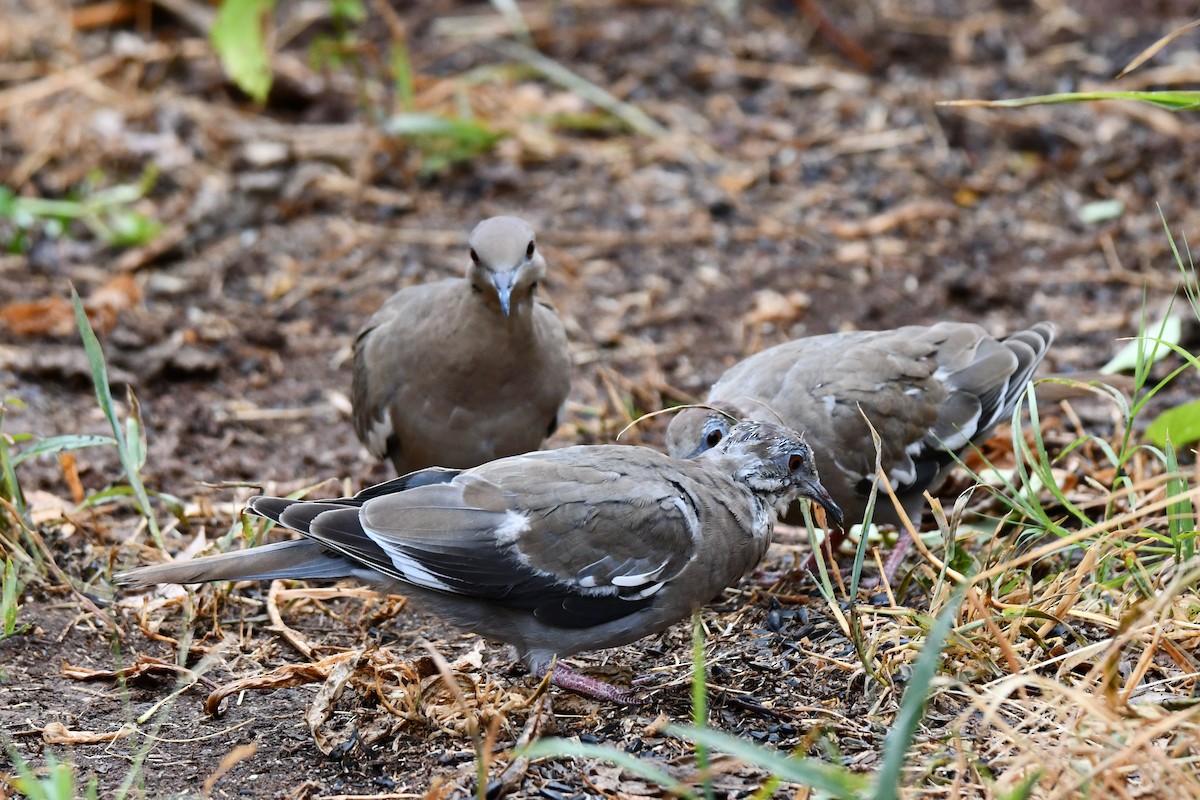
787 453 806 472
526 241 536 259
705 428 724 448
470 248 480 265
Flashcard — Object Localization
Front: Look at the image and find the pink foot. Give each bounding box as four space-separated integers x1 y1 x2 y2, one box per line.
880 529 913 583
550 663 641 706
804 528 915 586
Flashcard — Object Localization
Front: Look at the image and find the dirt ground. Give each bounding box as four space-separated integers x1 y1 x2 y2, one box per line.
2 0 1199 797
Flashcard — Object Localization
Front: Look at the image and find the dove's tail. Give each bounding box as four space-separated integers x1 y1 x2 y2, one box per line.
114 539 355 587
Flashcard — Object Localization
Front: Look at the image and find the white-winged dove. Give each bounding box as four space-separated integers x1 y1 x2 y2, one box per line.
352 216 571 474
666 322 1054 577
116 420 843 704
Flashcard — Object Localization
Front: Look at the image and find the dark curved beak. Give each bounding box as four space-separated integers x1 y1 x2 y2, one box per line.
802 477 843 529
491 270 516 317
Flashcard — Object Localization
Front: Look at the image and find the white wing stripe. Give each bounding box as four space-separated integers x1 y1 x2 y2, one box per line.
612 562 668 587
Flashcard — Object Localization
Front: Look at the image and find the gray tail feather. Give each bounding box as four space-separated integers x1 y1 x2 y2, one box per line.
990 322 1055 423
115 539 356 587
1004 323 1055 383
246 496 295 524
244 469 462 525
972 322 1055 430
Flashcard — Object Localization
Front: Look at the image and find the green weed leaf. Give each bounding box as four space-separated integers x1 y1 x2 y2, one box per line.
71 289 163 547
12 434 117 466
1145 399 1200 448
211 0 275 102
383 113 506 173
105 208 162 247
329 0 365 22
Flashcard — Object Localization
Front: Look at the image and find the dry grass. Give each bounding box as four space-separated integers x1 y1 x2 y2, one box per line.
3 0 1200 797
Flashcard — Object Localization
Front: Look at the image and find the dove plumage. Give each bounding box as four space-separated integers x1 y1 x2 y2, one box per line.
351 216 570 474
667 322 1054 577
117 421 842 704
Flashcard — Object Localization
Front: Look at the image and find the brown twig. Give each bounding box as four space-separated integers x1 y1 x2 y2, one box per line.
795 0 875 73
267 579 316 658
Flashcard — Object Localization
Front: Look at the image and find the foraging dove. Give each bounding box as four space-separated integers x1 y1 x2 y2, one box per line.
666 322 1054 577
116 421 843 704
352 216 571 474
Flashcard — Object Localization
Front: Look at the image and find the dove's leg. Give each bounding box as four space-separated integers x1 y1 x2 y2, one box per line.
550 664 640 706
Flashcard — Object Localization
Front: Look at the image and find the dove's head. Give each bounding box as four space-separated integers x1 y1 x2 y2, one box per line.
665 402 743 459
466 216 547 318
702 420 843 527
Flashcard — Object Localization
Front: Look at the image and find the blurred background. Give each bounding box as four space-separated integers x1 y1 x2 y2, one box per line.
3 0 1198 496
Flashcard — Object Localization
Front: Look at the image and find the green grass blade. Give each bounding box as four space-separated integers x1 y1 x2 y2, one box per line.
12 434 118 466
851 417 884 594
520 738 697 799
1018 386 1093 528
6 745 60 800
391 39 414 113
1159 208 1199 323
664 724 868 798
2 557 23 637
71 289 163 548
51 756 77 799
939 90 1200 111
0 429 25 516
1101 315 1184 374
870 583 967 800
996 768 1044 800
747 774 783 800
71 289 123 451
690 614 713 800
1163 437 1196 561
492 40 668 138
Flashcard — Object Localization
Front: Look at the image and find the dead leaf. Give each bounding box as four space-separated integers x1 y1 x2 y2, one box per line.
205 650 359 716
307 650 364 755
0 275 142 337
0 297 75 337
63 654 217 689
744 289 810 327
715 167 759 196
25 489 71 526
42 720 133 744
85 273 142 333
